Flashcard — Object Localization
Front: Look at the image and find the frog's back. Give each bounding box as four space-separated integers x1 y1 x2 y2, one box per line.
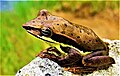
72 23 107 51
50 18 107 52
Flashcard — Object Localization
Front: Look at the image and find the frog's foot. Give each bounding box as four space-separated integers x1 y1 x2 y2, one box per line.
37 47 61 62
64 66 96 74
82 51 115 67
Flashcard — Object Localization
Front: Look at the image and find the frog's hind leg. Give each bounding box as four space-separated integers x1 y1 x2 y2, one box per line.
82 50 115 67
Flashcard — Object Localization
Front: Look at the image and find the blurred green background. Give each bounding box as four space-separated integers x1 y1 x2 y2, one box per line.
0 1 119 75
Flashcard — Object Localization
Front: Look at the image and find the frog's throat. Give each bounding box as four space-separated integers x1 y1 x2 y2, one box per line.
37 35 67 55
26 29 66 56
27 30 63 54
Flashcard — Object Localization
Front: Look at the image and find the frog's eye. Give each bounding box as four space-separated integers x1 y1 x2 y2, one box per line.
41 28 52 37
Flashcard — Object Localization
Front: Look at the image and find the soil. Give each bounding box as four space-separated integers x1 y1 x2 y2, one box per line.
52 8 119 40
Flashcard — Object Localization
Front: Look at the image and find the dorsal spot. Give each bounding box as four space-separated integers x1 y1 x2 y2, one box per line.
64 23 67 27
53 27 55 29
77 36 80 38
71 33 73 36
76 26 79 28
83 41 85 43
57 24 59 25
80 30 82 33
89 40 91 41
87 33 90 35
96 40 98 42
61 31 65 34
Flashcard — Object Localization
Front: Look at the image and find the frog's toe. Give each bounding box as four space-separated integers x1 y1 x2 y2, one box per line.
64 67 96 74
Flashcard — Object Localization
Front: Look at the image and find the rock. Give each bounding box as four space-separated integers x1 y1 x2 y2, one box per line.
16 57 72 76
16 40 120 76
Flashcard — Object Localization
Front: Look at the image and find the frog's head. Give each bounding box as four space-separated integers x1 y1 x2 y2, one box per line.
22 9 76 43
23 9 67 37
22 9 54 38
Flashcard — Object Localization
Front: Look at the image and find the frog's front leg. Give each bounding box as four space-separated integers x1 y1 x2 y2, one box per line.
82 50 115 67
37 47 62 62
37 46 82 67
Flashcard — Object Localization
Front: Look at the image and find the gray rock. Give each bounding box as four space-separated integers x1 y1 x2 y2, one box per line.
16 57 72 76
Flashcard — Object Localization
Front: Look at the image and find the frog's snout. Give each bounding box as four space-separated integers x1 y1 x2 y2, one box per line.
22 23 34 30
22 24 34 31
22 23 29 29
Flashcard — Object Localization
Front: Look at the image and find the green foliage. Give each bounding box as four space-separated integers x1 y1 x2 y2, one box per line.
90 1 119 13
1 1 60 75
1 1 119 75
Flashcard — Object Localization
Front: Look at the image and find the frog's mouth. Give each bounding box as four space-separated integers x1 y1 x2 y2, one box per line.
23 26 41 36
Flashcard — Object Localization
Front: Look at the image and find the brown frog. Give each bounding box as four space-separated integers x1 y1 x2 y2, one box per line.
22 9 115 74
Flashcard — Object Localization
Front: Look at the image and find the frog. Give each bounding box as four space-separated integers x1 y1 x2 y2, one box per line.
22 9 115 74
